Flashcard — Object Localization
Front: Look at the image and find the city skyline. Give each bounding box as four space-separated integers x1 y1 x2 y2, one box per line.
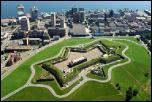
1 1 151 18
1 1 151 101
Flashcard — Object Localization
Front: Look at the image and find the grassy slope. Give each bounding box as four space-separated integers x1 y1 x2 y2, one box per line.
5 81 124 101
1 38 95 97
86 38 127 79
111 39 151 101
3 37 151 101
87 38 151 100
32 65 81 95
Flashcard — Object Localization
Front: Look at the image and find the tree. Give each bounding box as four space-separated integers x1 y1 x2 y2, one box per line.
133 89 138 96
117 86 121 90
125 87 133 101
115 83 121 90
144 72 149 77
116 83 119 87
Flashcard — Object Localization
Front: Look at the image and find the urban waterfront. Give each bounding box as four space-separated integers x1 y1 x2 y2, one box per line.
1 1 151 101
1 1 151 18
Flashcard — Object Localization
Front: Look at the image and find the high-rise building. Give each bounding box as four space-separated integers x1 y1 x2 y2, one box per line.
79 11 85 23
73 12 80 23
60 16 65 28
51 12 56 27
104 13 107 26
31 6 38 21
73 8 85 23
20 16 30 31
72 8 78 15
17 4 25 17
79 8 84 12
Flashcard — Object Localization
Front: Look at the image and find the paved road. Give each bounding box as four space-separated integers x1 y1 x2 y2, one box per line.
1 26 19 51
140 39 151 56
1 38 134 101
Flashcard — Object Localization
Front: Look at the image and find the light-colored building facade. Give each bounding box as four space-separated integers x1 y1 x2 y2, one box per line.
20 16 30 31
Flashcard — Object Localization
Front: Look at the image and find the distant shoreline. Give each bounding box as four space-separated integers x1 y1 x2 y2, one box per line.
1 9 151 19
1 1 151 19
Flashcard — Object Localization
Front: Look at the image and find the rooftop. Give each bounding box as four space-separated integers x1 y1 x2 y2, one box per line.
1 19 17 24
69 24 87 34
5 45 32 50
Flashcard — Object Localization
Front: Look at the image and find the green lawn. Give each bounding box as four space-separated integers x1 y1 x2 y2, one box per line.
88 38 151 101
111 36 141 44
32 65 82 95
1 38 96 97
2 37 151 101
86 38 127 79
111 39 151 101
5 81 124 101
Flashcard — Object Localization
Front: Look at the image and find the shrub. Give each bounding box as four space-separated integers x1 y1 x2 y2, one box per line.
133 89 138 96
125 87 133 101
144 72 149 77
116 83 119 87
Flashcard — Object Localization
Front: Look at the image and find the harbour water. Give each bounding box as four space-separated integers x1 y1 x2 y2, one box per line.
1 1 151 18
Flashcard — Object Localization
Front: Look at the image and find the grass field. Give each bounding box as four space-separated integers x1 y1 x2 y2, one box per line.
111 39 151 101
5 81 124 101
32 65 82 95
1 38 96 97
86 38 127 79
86 38 151 101
2 37 151 101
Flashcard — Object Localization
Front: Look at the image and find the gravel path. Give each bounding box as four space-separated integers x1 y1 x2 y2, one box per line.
1 38 143 101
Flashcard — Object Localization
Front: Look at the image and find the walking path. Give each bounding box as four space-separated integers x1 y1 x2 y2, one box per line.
139 39 151 56
1 37 69 80
1 38 144 101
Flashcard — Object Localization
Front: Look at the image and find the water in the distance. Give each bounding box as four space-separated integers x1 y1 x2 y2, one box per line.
1 1 151 18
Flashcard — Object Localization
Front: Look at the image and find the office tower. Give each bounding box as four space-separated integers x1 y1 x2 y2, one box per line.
20 16 30 31
31 6 38 21
73 8 85 23
73 12 80 23
60 16 65 28
79 8 84 12
72 8 78 15
79 11 85 23
17 4 25 17
104 13 107 26
51 12 56 27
